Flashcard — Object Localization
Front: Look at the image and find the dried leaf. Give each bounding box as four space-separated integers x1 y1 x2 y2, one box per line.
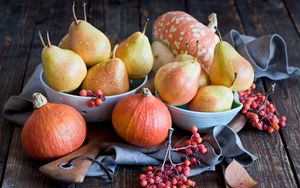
225 160 258 188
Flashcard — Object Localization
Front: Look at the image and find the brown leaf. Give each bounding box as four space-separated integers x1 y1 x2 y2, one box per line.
225 160 258 188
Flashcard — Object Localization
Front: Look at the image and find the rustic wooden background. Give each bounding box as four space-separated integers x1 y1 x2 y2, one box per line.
0 0 300 187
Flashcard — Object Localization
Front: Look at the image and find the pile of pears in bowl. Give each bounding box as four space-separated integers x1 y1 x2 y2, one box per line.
39 3 151 122
153 39 254 132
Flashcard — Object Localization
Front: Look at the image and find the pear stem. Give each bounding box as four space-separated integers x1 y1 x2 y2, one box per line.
230 72 238 88
184 42 188 54
83 2 87 21
214 26 222 41
38 31 46 47
112 44 118 59
142 18 149 35
46 31 51 47
72 2 79 24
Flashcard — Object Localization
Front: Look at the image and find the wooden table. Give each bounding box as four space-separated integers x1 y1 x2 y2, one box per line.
1 0 300 187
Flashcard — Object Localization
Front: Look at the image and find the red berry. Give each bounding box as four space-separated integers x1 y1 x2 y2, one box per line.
94 98 103 106
189 157 197 163
280 122 286 127
193 136 202 144
181 175 187 182
95 89 103 96
190 125 198 133
183 169 189 176
184 139 190 146
146 166 153 172
139 179 148 187
176 165 183 173
147 177 155 184
171 177 177 185
280 116 286 121
179 184 187 188
267 126 275 134
183 160 190 167
139 173 146 180
87 100 95 107
79 89 87 96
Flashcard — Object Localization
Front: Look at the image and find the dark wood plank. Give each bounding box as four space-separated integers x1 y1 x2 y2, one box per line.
283 0 300 34
0 0 42 184
2 0 75 187
235 0 300 186
140 0 186 40
187 0 245 34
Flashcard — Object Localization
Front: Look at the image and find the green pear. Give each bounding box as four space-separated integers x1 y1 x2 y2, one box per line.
59 3 111 67
116 20 153 79
81 45 129 96
209 31 254 91
39 32 87 92
189 85 233 112
151 40 175 73
155 59 200 106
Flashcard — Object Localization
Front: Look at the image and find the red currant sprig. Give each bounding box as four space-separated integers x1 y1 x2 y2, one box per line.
138 126 207 188
238 83 286 133
79 89 106 108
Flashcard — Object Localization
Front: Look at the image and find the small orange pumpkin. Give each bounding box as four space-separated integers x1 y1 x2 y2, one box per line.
153 11 219 69
112 88 172 147
21 93 86 160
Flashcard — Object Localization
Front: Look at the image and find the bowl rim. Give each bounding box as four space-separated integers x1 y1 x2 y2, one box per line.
40 71 148 99
155 90 242 115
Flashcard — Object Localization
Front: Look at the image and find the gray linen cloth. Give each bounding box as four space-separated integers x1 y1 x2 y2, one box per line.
2 30 299 177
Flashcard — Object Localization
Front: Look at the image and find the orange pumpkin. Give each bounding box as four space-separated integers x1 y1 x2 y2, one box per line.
153 11 219 69
21 93 86 160
112 88 172 147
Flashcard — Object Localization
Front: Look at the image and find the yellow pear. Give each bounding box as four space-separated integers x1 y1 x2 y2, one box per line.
39 32 87 92
81 45 129 96
189 85 233 112
209 30 254 91
59 3 111 67
116 20 153 79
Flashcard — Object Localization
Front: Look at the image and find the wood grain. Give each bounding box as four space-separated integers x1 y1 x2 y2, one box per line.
236 0 300 185
2 0 75 187
284 0 300 33
0 0 41 184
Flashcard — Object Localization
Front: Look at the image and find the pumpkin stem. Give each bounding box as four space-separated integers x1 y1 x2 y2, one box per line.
32 93 48 108
142 88 152 97
208 12 218 32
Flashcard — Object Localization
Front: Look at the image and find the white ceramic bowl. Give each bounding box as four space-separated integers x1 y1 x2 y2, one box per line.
156 92 242 132
40 71 147 122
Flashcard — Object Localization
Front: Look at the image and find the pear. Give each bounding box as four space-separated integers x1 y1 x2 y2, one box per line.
209 29 254 91
174 43 209 88
116 20 153 79
59 3 111 67
155 59 200 106
81 45 129 96
151 40 175 73
189 85 233 112
39 32 87 92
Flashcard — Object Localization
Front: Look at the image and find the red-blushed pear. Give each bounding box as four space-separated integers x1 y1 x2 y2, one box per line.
59 2 111 67
154 56 200 106
209 28 254 91
116 19 153 79
39 31 87 93
175 43 210 88
81 45 129 96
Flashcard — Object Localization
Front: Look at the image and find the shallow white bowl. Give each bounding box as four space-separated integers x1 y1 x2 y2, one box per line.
156 91 242 132
40 71 147 122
